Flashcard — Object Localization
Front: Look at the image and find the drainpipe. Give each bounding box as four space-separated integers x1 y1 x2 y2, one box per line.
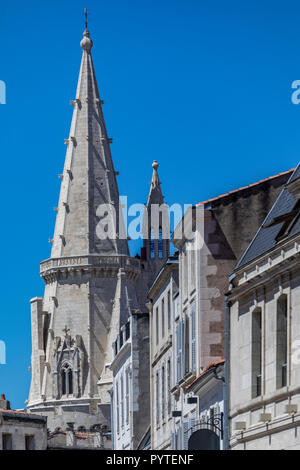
108 387 114 450
224 294 230 451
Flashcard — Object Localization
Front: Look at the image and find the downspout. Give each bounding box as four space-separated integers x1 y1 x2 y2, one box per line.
213 295 230 450
224 294 230 450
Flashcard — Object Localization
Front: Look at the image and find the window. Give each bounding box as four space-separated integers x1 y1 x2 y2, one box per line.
209 407 215 431
182 249 188 299
190 248 196 289
190 302 196 372
176 321 183 382
251 308 262 398
150 229 155 259
167 359 171 415
156 307 159 345
184 312 190 375
162 299 165 338
276 295 288 389
25 435 35 450
125 368 130 425
161 365 165 422
120 374 124 429
61 363 73 396
158 227 163 258
116 380 120 434
167 291 171 331
125 321 130 341
2 433 12 450
174 296 179 320
156 372 160 427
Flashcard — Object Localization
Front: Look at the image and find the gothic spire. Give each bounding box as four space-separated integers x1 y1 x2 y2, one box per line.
147 160 164 207
51 26 129 258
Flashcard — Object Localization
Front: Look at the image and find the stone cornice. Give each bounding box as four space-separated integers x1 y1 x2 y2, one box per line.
110 341 131 372
229 233 300 300
40 255 140 282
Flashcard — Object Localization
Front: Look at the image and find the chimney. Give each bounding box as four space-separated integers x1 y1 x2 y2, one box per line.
0 394 11 410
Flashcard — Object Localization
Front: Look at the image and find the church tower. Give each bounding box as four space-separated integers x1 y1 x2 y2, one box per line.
142 160 170 274
27 24 140 432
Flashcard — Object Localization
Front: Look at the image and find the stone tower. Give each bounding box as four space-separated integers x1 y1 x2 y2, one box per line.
142 160 170 274
27 26 140 431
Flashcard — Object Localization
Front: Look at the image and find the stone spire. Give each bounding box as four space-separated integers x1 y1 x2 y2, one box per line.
51 27 128 258
142 160 170 267
27 25 138 434
147 160 164 207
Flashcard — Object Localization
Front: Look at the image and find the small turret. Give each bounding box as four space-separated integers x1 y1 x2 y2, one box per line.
142 161 170 271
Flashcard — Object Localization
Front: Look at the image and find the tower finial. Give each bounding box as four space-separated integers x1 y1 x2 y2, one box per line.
84 7 88 29
81 8 93 51
151 160 160 187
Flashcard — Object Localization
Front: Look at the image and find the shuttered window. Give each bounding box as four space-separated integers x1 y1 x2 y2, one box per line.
190 302 196 372
125 368 130 425
156 372 160 427
161 365 165 421
176 322 182 382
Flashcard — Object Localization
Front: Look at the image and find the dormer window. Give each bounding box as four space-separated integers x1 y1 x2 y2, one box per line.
263 200 300 242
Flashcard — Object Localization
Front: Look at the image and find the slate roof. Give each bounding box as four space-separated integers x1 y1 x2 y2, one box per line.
235 164 300 270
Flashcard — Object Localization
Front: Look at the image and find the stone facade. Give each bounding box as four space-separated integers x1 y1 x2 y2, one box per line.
24 18 298 452
110 161 170 450
228 165 300 450
185 360 225 450
0 395 47 450
27 27 168 440
148 256 179 450
168 171 292 450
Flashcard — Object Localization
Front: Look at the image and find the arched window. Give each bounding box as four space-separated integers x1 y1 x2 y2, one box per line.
150 228 155 259
158 227 163 258
61 363 73 396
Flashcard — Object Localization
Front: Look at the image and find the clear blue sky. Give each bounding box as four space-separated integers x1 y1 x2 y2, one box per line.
1 0 300 409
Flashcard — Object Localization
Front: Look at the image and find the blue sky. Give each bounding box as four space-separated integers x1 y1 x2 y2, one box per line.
1 0 300 408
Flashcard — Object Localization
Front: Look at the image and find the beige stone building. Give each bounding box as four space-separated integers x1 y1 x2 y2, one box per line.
228 164 300 450
169 170 293 450
27 23 169 440
148 255 179 450
0 395 47 450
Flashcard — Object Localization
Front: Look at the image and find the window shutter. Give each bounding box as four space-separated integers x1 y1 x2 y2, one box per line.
183 421 189 450
191 304 196 372
188 416 196 439
178 424 182 450
176 323 182 383
181 319 185 380
171 432 176 450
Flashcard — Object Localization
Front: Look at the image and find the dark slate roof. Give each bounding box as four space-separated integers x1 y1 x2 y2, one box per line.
235 164 300 270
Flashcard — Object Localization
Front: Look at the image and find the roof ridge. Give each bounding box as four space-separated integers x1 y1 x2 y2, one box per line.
196 168 295 207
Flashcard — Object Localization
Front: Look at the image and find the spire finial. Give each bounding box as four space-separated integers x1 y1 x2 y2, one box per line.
151 160 160 187
85 7 88 29
80 9 93 52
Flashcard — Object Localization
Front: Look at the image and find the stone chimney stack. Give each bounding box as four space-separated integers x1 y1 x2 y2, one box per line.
0 394 11 410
